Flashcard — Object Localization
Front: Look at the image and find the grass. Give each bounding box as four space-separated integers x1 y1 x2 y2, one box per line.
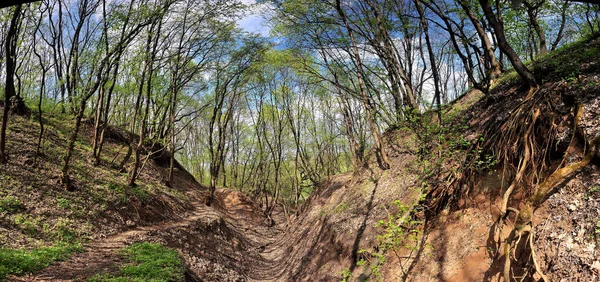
89 242 185 282
0 243 82 280
491 35 600 89
0 101 193 279
532 35 600 82
0 196 23 213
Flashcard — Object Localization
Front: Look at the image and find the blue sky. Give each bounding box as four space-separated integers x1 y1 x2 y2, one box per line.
237 0 272 37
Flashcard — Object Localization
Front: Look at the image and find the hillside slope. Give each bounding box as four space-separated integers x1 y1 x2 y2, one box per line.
276 36 600 281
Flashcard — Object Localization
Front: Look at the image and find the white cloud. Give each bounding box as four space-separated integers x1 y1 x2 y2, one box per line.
236 1 272 37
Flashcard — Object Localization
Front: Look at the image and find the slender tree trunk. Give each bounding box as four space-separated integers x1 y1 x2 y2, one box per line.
127 46 148 186
92 82 105 159
335 0 390 170
95 61 120 166
479 0 538 88
61 100 86 191
168 84 178 183
415 0 442 122
130 19 161 187
457 0 502 80
33 26 48 159
365 0 418 117
525 1 548 56
0 5 22 163
551 1 569 51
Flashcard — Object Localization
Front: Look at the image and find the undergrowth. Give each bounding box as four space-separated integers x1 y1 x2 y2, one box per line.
356 192 428 281
351 106 495 281
89 242 185 282
0 243 82 280
0 100 191 279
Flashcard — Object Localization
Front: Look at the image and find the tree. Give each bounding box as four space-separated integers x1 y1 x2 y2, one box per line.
479 0 538 88
0 5 23 163
32 2 50 160
207 37 265 206
335 0 390 170
61 0 156 190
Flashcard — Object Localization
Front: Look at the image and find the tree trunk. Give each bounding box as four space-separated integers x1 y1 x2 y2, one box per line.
415 0 442 122
0 5 22 163
524 1 548 56
335 0 390 170
61 100 86 191
479 0 538 88
457 0 502 80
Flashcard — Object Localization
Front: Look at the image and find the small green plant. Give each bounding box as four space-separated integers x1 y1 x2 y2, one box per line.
0 196 23 213
358 193 427 281
584 186 600 201
54 218 76 242
89 242 184 282
56 197 71 210
340 267 352 282
0 243 82 279
129 186 150 200
334 202 348 213
108 181 125 193
13 214 40 235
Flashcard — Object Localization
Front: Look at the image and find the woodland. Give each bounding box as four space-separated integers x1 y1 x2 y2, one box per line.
0 0 600 281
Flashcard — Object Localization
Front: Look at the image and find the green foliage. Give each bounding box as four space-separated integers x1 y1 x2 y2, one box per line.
56 197 71 210
533 36 600 82
89 242 185 282
376 197 425 254
340 267 352 282
333 202 348 213
0 196 23 214
107 182 150 204
13 214 40 236
0 243 82 280
54 219 76 242
357 193 427 282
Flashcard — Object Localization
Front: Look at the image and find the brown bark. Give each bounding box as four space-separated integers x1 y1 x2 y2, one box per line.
415 0 442 122
61 100 86 191
335 0 390 170
524 0 548 56
365 0 418 117
33 7 49 160
551 1 569 51
129 18 161 187
457 0 502 79
0 5 22 163
479 0 538 87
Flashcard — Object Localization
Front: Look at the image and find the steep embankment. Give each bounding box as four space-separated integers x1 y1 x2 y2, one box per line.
271 36 600 281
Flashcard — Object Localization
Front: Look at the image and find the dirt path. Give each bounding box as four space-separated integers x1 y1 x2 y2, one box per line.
14 189 286 282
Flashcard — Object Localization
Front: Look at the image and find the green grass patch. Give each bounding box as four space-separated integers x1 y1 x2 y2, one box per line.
89 242 184 282
532 36 600 81
0 243 82 280
0 196 23 214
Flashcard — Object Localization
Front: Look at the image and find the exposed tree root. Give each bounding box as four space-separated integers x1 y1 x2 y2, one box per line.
499 103 600 281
